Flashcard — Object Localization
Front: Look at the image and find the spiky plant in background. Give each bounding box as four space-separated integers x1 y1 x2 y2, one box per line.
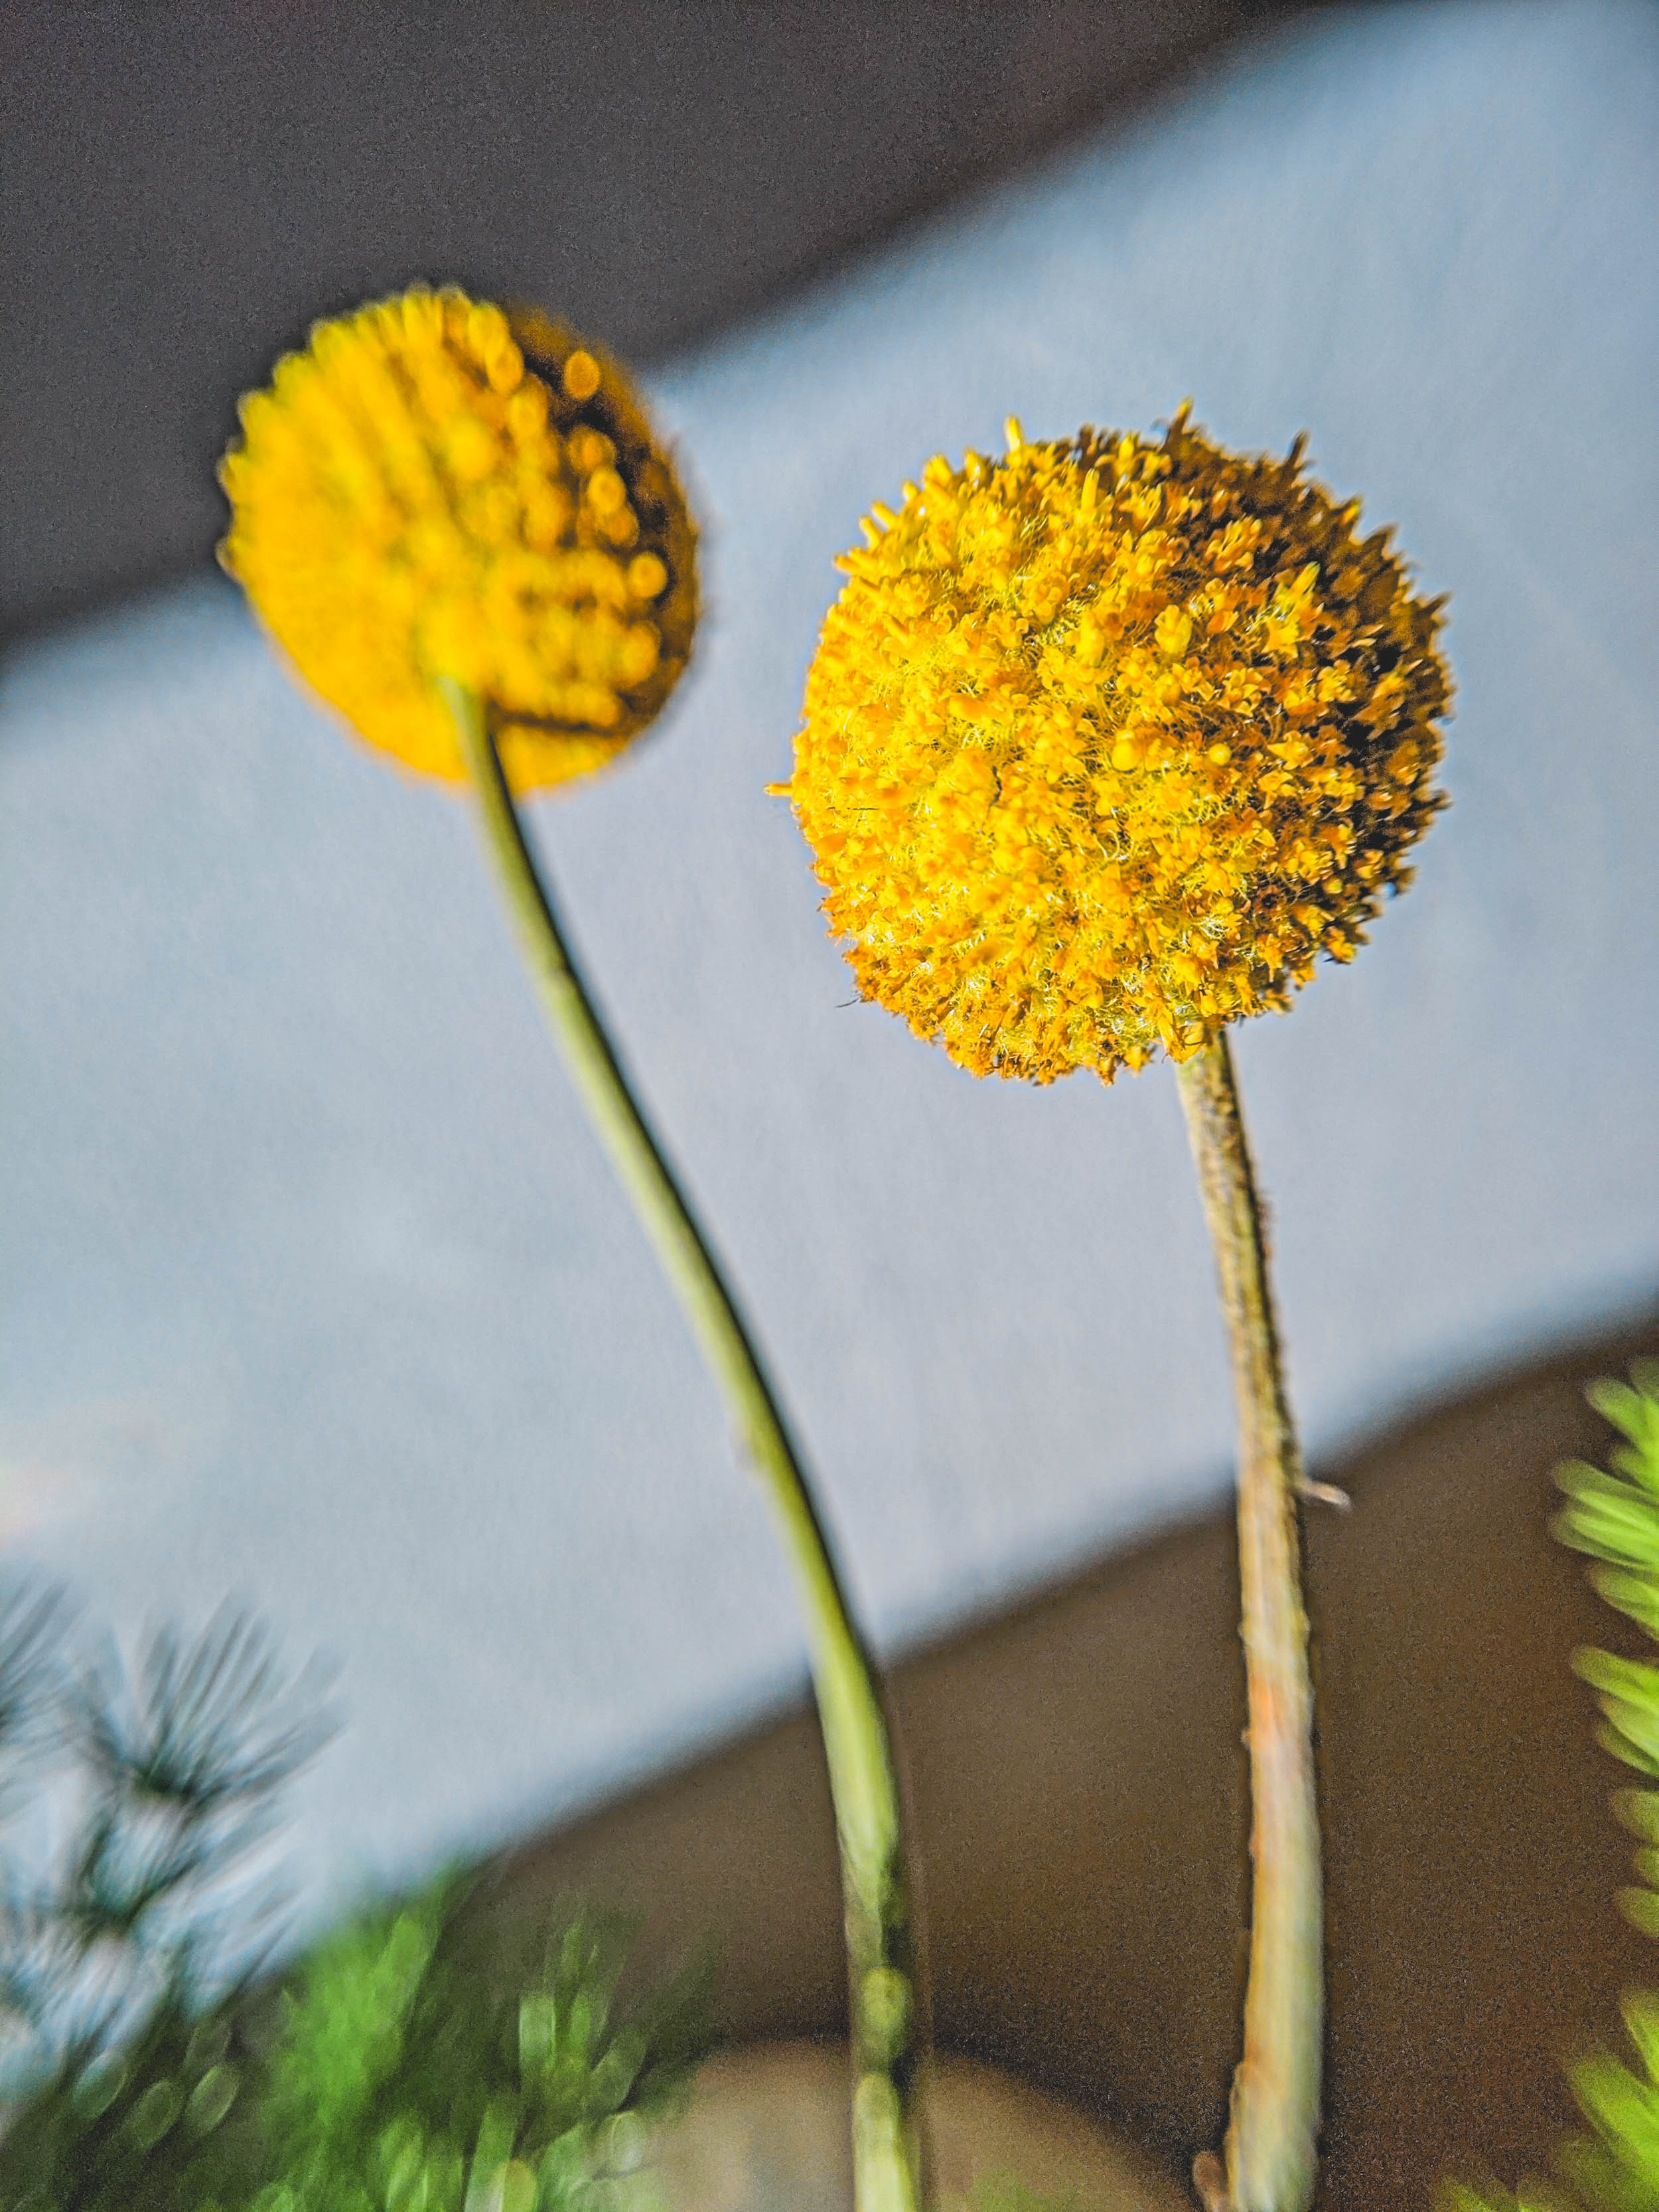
0 1875 711 2211
0 1577 712 2211
1447 1361 1659 2212
0 1588 337 2209
0 1592 336 2081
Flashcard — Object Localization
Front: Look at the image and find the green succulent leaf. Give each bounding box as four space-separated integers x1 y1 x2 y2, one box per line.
1447 1364 1659 2212
1615 1794 1659 1844
1589 1571 1659 1645
1553 1475 1659 1576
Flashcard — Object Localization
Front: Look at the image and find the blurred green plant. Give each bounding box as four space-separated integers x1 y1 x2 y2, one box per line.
0 1578 711 2210
2 1872 712 2212
0 1586 336 2209
0 1592 336 2085
257 1878 713 2212
1444 1360 1659 2212
0 1978 268 2211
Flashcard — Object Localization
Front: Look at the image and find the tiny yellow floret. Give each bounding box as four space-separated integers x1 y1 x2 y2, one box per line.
219 287 697 792
776 409 1451 1082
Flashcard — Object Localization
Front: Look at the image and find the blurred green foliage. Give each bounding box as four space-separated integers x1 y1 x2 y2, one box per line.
0 1593 334 2208
255 1878 713 2212
1445 1361 1659 2212
1 1872 712 2212
0 1588 711 2209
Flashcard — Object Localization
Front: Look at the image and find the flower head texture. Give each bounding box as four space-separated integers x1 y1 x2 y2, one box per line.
776 411 1450 1082
220 287 697 792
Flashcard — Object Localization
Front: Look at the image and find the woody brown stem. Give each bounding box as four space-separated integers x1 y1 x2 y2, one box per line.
1175 1033 1322 2212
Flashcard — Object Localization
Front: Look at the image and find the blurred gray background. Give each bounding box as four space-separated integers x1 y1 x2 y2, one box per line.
2 0 1656 1930
1 0 1283 637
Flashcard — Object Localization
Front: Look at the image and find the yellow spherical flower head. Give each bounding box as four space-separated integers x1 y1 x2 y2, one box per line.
219 287 697 792
776 410 1450 1082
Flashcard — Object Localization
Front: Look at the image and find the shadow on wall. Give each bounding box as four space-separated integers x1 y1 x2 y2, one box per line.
1 0 1301 638
478 1316 1659 2212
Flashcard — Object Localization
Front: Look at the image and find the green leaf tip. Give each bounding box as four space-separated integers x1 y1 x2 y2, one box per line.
1445 1361 1659 2212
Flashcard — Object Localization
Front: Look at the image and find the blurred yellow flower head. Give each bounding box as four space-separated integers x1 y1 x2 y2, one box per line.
219 287 697 793
775 410 1450 1082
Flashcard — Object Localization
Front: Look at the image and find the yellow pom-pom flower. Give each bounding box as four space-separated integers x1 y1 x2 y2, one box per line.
219 287 697 792
776 409 1450 1082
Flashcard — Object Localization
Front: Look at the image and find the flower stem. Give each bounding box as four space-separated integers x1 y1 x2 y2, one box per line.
1174 1034 1322 2212
440 681 927 2212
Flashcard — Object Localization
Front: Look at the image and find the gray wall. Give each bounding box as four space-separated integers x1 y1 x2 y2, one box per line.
1 0 1269 634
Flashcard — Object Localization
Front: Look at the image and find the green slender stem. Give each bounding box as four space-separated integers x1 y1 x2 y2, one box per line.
440 680 926 2212
1175 1034 1322 2212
